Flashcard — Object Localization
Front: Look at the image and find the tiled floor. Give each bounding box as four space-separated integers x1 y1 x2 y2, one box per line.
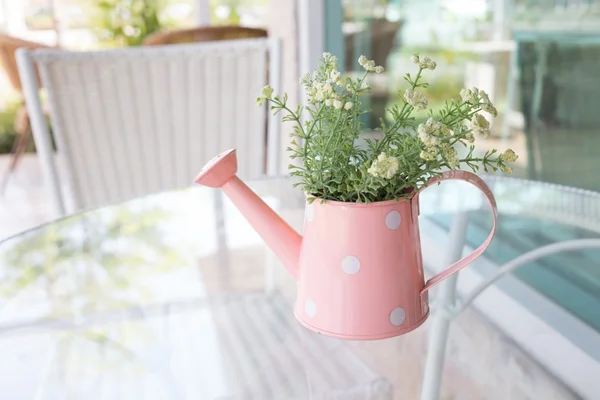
0 154 53 241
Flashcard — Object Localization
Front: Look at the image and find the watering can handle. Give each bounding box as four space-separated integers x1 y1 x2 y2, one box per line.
418 170 497 294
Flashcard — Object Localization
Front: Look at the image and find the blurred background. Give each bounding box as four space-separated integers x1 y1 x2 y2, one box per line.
2 0 600 202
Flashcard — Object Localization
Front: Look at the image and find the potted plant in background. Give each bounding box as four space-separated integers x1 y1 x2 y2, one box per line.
194 54 517 340
87 0 173 47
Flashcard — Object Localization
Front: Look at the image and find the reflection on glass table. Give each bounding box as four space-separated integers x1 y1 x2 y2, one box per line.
0 177 598 399
0 182 391 399
419 176 600 400
422 176 600 331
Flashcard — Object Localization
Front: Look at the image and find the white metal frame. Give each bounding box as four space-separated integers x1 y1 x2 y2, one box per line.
420 212 469 400
194 0 210 26
16 48 66 216
297 0 324 117
420 178 600 400
16 38 282 217
266 37 282 176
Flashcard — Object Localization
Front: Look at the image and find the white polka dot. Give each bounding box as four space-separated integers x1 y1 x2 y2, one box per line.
341 256 361 275
385 210 402 230
305 299 316 317
390 307 406 326
306 204 314 222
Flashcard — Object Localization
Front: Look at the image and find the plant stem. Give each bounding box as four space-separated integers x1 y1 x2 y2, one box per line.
376 68 423 153
318 110 344 174
281 104 306 136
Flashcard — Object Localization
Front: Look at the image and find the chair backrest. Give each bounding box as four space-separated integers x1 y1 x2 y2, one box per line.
0 33 51 91
17 38 281 216
143 26 268 46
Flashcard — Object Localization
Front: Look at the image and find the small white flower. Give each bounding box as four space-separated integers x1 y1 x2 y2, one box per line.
322 52 331 59
420 150 436 161
357 55 381 72
417 118 451 149
330 70 341 83
260 85 274 99
418 118 440 147
500 165 513 174
442 144 459 169
256 85 275 106
411 54 420 64
482 103 498 117
344 101 353 110
323 83 333 94
440 124 452 137
467 114 491 138
478 90 498 117
419 131 439 148
300 73 311 85
333 99 343 109
460 88 476 103
311 81 329 101
479 90 490 103
358 55 368 67
403 88 428 110
448 157 459 169
419 56 436 70
501 148 518 163
325 99 333 107
418 119 435 135
368 152 399 179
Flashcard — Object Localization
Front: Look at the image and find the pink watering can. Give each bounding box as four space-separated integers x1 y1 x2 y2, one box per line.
195 149 497 340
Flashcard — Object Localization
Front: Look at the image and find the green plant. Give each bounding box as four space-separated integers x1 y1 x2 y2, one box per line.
0 100 23 154
88 0 173 47
209 0 270 26
0 132 17 154
257 53 518 203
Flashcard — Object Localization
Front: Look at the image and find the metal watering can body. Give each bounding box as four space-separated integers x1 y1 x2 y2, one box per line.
195 149 497 340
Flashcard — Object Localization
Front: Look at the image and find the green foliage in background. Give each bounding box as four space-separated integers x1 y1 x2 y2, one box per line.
0 101 22 154
88 0 174 47
209 0 270 26
210 0 241 26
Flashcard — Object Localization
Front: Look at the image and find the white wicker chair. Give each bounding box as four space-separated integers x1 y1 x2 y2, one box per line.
16 38 282 216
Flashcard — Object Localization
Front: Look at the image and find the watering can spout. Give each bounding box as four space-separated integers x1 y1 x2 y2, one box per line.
194 149 302 280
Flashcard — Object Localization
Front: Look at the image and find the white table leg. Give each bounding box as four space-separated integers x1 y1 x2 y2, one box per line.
421 211 469 400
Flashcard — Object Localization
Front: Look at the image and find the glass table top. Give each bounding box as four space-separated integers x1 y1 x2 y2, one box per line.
0 177 598 399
